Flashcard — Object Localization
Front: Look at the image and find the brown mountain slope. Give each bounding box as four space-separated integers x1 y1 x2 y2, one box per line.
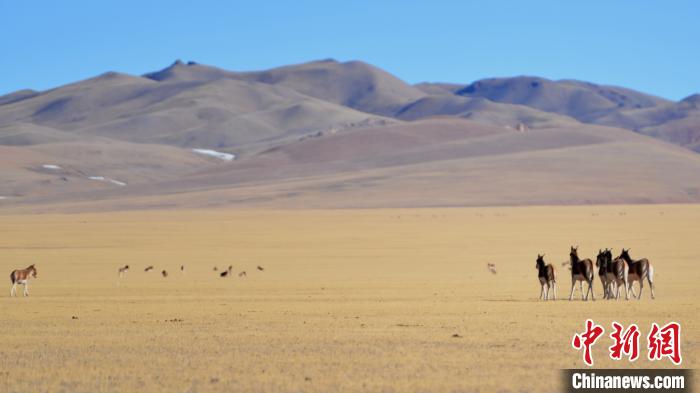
5 118 700 212
0 69 394 152
395 95 579 129
456 76 670 120
232 59 428 116
591 94 700 151
1 60 699 212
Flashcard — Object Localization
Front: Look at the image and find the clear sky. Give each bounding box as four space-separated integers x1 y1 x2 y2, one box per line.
1 0 698 100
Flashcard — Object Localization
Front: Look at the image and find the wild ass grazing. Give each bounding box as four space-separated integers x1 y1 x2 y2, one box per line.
617 248 655 300
118 265 130 278
568 246 595 301
220 265 233 278
10 264 37 297
535 254 556 300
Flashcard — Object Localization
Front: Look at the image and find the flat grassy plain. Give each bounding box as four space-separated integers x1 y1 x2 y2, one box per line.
0 205 698 392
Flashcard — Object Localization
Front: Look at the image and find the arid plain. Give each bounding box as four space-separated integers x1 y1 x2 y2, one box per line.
1 205 697 392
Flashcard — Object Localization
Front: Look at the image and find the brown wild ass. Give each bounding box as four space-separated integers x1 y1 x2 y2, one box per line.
595 250 610 299
10 264 37 297
568 246 595 301
605 249 636 300
535 254 556 300
617 248 655 300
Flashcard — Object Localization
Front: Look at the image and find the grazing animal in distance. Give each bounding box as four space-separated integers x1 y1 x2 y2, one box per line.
220 265 232 278
161 270 168 278
118 265 130 278
144 265 154 272
486 263 497 274
257 266 265 271
213 266 218 271
595 250 611 299
180 265 185 273
535 254 556 300
617 248 655 300
10 264 37 297
568 246 595 301
238 271 247 278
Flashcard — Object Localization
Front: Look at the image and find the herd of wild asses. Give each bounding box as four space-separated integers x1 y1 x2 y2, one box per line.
534 246 655 301
9 247 655 301
8 263 266 297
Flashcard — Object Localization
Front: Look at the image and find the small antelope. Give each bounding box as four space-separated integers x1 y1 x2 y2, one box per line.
213 266 218 272
161 270 168 278
257 266 265 271
618 248 655 300
118 265 130 278
10 264 37 297
568 246 595 301
144 265 154 272
180 265 185 273
535 254 556 300
486 263 497 274
220 265 232 278
238 271 247 278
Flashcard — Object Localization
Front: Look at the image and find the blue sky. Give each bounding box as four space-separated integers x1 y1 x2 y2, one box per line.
1 0 698 99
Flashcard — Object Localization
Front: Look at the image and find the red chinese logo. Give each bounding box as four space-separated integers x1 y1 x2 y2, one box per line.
648 322 682 365
572 319 605 366
609 322 640 361
572 321 681 366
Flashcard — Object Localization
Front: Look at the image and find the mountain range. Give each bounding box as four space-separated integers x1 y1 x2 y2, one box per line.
1 59 699 211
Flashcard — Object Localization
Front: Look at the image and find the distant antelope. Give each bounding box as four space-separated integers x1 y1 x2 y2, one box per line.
213 266 218 272
238 271 247 278
568 246 595 301
595 250 611 299
10 264 37 297
257 266 265 271
161 270 168 278
118 265 130 278
486 263 497 274
220 265 232 278
180 265 185 273
144 265 154 272
535 254 556 300
617 248 655 300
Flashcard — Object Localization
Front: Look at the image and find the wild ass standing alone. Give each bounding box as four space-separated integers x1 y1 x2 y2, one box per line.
10 264 37 297
535 254 556 300
568 246 595 301
617 248 655 300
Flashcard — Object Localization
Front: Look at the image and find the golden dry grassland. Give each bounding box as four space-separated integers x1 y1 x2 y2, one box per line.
0 205 698 392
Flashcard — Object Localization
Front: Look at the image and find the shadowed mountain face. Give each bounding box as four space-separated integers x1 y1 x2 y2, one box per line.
0 60 699 211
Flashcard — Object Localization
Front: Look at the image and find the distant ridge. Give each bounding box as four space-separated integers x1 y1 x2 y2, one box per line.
1 59 699 211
